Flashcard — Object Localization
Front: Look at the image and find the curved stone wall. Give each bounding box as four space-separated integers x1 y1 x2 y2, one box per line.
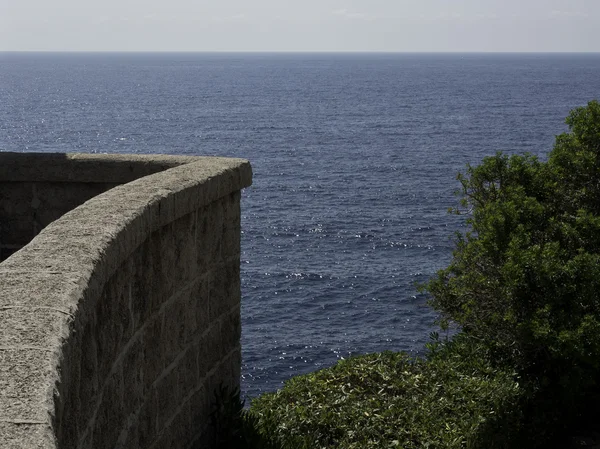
0 153 252 448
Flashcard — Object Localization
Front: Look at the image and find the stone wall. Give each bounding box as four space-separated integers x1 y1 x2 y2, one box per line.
0 153 199 261
0 153 252 449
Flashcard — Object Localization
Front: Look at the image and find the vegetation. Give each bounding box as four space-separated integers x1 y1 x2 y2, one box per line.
209 384 279 449
249 337 523 449
428 100 600 439
211 101 600 448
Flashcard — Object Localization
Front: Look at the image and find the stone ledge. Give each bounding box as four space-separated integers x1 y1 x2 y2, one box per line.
0 152 197 183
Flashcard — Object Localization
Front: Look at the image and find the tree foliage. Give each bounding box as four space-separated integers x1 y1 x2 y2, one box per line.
427 100 600 430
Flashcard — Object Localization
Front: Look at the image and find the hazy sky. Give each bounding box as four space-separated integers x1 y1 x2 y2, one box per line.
1 0 599 52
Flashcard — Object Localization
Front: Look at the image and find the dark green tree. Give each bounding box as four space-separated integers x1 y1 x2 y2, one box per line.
427 100 600 436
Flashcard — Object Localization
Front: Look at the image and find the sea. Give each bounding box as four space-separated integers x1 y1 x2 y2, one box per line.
1 52 599 401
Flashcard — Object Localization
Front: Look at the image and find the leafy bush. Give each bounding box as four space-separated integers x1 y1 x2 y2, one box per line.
249 340 522 449
426 100 600 434
207 384 280 449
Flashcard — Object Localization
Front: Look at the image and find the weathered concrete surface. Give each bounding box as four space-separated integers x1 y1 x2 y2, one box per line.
0 153 199 183
0 153 252 449
0 153 200 261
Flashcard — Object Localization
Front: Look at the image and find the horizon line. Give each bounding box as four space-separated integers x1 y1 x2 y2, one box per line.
1 50 600 54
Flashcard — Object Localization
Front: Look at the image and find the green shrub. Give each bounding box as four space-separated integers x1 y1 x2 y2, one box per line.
207 384 280 449
249 340 522 449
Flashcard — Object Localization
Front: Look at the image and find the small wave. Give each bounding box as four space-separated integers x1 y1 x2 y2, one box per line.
285 272 336 281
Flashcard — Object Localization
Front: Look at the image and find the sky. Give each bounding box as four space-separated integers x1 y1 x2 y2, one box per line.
1 0 599 52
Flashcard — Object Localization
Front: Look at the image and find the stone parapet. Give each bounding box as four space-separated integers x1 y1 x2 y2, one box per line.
0 153 252 449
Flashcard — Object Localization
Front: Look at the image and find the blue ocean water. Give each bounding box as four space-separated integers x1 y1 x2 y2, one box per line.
1 52 599 400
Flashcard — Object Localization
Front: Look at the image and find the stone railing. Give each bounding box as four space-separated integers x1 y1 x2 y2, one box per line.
0 153 252 448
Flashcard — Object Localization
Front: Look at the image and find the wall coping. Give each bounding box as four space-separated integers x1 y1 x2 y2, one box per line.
0 152 211 183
